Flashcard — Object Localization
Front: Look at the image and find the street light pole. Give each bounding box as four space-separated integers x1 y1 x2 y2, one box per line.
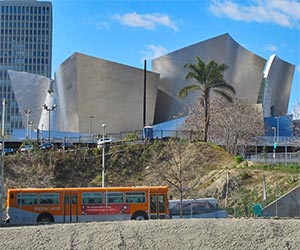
42 104 57 142
88 115 94 138
24 109 31 139
272 127 276 143
41 124 44 144
255 137 257 161
0 98 6 225
276 116 280 143
28 121 33 139
272 127 276 159
102 123 106 187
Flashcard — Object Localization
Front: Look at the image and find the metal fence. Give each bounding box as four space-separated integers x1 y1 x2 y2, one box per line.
11 128 197 144
245 152 300 164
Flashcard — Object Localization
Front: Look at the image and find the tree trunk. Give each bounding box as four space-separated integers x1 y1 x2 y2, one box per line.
203 92 210 142
179 191 183 218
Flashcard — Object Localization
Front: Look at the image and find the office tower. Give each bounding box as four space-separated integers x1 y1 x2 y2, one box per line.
0 0 52 135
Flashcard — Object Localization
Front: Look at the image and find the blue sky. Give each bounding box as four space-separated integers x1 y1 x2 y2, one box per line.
51 0 300 112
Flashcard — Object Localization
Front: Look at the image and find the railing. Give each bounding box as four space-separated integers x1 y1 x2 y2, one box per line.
250 136 300 146
11 129 198 144
10 129 300 156
245 152 300 164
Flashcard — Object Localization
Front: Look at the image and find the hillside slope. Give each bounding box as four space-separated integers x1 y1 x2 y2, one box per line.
3 141 299 214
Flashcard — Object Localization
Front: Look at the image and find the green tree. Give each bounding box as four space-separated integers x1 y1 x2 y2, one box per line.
178 57 236 142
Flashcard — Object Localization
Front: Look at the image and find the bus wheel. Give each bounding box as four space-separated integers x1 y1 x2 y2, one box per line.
131 211 148 220
37 213 54 223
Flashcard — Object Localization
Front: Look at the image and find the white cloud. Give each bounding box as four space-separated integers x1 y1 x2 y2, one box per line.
141 44 168 62
265 44 278 52
209 0 300 28
85 18 109 30
113 12 178 31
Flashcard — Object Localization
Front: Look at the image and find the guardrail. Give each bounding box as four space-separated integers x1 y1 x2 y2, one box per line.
245 152 300 164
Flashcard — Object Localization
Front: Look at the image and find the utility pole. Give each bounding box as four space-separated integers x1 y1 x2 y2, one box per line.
102 123 106 187
0 98 6 224
143 60 147 128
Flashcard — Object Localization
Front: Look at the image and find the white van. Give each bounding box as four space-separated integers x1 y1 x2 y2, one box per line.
169 198 227 219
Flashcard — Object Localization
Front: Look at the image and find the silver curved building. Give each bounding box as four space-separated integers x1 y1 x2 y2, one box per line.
9 52 160 134
54 53 160 134
152 33 295 123
8 33 295 135
260 54 295 117
7 70 58 132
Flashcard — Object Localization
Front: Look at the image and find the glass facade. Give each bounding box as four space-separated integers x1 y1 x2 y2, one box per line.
0 0 52 135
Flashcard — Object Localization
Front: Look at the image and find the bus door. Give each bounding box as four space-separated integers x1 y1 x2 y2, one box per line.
150 192 167 219
63 192 78 222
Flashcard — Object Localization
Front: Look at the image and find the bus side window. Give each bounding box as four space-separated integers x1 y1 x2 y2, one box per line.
150 196 156 212
82 192 102 204
65 196 70 204
125 192 145 204
159 194 165 213
39 193 59 205
40 199 47 204
17 193 37 206
71 196 77 204
106 192 124 204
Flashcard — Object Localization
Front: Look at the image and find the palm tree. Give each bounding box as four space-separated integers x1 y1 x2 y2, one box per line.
178 57 236 142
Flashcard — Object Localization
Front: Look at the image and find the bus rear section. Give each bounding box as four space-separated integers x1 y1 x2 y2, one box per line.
6 186 169 224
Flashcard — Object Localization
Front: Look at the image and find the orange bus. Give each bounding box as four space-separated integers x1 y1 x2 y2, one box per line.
6 186 169 224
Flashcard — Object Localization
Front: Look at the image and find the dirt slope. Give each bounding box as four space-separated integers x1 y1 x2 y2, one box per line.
0 218 299 250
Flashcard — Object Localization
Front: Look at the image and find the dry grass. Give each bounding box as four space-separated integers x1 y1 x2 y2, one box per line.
3 142 299 213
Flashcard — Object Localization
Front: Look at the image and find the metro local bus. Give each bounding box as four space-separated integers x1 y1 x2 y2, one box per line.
5 186 169 224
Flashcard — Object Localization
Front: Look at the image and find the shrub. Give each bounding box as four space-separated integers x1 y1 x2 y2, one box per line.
241 171 251 180
234 155 244 164
226 207 234 216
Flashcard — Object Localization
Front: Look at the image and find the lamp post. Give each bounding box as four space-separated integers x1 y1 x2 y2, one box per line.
272 127 276 159
42 104 57 142
88 115 94 138
24 109 31 139
272 127 276 143
28 121 33 139
173 115 178 137
254 137 257 161
41 124 44 144
276 116 280 143
0 98 6 225
102 123 106 187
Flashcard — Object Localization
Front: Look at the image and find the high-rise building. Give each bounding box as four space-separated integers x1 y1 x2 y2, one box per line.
0 0 52 135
